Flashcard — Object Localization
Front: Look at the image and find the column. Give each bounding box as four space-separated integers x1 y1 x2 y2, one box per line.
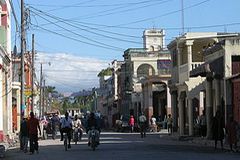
199 91 204 113
215 75 221 112
17 88 21 132
186 40 194 74
188 98 194 136
167 86 172 115
179 97 184 136
171 91 178 131
206 74 213 139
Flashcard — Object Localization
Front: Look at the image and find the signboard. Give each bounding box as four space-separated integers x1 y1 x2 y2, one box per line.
157 60 171 69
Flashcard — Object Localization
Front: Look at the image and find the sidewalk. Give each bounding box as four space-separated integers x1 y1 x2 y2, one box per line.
161 131 239 152
0 134 19 158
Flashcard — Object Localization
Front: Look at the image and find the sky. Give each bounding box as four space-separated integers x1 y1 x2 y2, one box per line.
11 0 240 93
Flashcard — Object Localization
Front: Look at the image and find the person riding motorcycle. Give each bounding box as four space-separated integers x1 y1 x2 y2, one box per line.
86 112 100 146
60 112 72 148
73 115 83 141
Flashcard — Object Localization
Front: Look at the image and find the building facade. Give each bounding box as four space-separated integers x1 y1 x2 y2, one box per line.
168 32 239 136
0 0 12 141
121 29 171 124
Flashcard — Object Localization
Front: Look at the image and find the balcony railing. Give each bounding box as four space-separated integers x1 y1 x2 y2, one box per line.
191 62 203 71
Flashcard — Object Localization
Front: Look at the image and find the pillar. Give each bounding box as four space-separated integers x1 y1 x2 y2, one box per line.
179 97 184 136
215 75 221 112
188 98 194 136
171 91 178 131
186 40 194 75
167 87 171 115
206 75 213 139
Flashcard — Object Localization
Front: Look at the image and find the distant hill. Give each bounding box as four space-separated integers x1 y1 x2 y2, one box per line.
71 90 93 97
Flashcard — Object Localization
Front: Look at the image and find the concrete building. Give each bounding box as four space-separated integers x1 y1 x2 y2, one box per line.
122 29 171 124
168 32 239 136
0 0 12 141
190 34 240 138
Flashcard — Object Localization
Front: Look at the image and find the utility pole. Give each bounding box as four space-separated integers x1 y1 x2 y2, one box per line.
42 79 46 115
31 34 35 112
20 0 25 118
181 0 185 34
39 62 50 117
39 63 43 117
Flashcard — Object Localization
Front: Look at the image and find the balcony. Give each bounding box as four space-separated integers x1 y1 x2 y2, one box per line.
191 62 203 71
178 62 203 84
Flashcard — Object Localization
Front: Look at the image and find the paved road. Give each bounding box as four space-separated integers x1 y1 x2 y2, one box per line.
5 132 240 160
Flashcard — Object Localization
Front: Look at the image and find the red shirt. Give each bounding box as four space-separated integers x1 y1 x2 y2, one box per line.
28 117 40 135
129 116 134 126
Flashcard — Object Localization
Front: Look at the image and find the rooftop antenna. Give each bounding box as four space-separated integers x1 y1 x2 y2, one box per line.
181 0 185 34
152 21 156 30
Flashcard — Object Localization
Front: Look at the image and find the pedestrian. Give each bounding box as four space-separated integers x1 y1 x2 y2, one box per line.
167 114 173 135
51 114 59 140
226 116 238 152
150 115 157 132
20 117 28 153
199 110 207 137
139 112 147 138
27 112 41 155
129 115 135 133
212 110 224 150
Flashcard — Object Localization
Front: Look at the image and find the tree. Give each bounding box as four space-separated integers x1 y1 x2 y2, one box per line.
97 67 112 77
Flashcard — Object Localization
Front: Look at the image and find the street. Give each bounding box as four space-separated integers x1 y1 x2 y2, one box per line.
5 131 240 160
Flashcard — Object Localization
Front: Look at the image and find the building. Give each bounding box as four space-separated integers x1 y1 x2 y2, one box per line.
168 32 239 136
190 35 240 138
0 0 12 141
121 29 171 124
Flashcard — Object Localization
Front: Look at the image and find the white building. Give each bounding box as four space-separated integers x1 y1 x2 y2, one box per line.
122 29 171 123
0 0 12 141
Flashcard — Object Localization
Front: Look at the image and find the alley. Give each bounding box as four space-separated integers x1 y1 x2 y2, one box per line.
5 132 240 160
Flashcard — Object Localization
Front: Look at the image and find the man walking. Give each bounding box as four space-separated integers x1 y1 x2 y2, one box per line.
27 112 41 155
20 117 28 153
139 113 147 138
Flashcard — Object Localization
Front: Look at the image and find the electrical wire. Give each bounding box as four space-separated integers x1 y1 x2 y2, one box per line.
114 0 211 27
30 10 125 51
30 7 142 44
30 23 124 52
72 0 172 20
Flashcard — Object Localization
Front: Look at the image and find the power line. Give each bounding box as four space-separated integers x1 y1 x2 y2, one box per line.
30 7 142 44
30 23 124 52
73 0 172 20
30 9 125 51
26 0 168 10
113 0 211 27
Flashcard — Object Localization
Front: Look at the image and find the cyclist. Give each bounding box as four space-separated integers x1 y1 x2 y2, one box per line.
60 112 72 148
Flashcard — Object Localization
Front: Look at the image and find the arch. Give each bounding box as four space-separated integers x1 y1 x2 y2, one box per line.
137 64 155 78
149 46 154 51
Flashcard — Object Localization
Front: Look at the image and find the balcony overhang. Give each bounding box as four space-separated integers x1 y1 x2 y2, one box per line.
190 57 224 78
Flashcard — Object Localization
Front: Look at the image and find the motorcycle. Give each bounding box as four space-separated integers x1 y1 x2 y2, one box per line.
73 128 82 144
89 127 99 151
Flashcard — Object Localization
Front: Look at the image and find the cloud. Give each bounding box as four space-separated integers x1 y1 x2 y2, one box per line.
35 52 109 93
